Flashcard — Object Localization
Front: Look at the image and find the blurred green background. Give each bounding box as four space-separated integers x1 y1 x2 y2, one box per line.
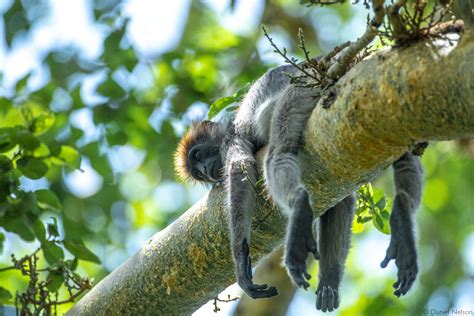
0 0 473 315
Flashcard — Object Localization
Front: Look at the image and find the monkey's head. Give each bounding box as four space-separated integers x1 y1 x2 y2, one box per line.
174 120 225 184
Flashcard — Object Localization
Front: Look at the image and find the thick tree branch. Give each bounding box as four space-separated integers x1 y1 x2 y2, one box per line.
67 33 474 315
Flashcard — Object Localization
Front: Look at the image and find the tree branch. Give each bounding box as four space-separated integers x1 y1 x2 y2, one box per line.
67 33 474 315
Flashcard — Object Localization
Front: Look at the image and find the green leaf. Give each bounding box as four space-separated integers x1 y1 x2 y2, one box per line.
17 157 48 179
31 112 55 135
0 287 12 304
107 130 128 146
64 258 78 271
47 217 60 238
29 142 50 158
0 216 35 241
22 191 39 215
0 155 13 172
64 239 101 264
225 105 239 113
375 197 386 210
103 28 125 56
0 128 17 152
46 271 64 292
373 213 390 234
234 84 250 98
16 74 31 94
381 210 390 220
57 146 81 170
373 188 385 205
36 189 61 211
357 215 373 223
208 96 237 119
0 232 4 254
20 105 34 124
42 241 64 265
33 220 47 243
17 131 40 150
97 78 127 100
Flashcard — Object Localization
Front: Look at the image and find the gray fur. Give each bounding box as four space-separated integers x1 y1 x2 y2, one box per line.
183 63 424 310
380 152 422 297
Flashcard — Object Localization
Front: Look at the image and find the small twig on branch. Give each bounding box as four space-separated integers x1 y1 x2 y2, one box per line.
327 0 386 79
212 294 239 313
300 0 345 6
262 26 324 88
387 0 407 37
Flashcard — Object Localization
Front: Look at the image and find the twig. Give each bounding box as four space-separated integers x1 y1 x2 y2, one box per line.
327 0 386 79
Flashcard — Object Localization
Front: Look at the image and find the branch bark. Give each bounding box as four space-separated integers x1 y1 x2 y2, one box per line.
67 31 474 315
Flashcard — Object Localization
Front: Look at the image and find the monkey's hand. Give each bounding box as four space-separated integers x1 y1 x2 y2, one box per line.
236 239 278 299
285 189 320 289
380 232 418 297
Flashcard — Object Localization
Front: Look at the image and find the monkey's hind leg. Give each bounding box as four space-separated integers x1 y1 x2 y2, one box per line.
264 87 320 289
381 152 422 297
265 150 319 289
316 194 355 312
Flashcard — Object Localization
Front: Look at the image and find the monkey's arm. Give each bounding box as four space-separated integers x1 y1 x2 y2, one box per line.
381 152 422 297
227 138 278 299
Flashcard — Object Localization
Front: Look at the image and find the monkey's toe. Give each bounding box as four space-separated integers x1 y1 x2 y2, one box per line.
316 285 339 312
287 266 311 289
306 235 320 260
285 249 312 289
285 234 313 289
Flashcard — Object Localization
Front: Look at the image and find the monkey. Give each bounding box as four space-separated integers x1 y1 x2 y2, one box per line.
174 63 423 312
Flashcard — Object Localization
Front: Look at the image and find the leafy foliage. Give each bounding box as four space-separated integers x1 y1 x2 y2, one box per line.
354 183 392 234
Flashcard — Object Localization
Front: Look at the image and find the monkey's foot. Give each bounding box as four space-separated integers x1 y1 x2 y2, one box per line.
380 236 418 297
238 278 278 299
285 189 319 289
316 285 339 312
237 239 279 299
285 233 318 289
316 265 341 312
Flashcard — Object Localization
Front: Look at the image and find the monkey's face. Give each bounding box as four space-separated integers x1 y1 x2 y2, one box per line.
188 143 223 183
